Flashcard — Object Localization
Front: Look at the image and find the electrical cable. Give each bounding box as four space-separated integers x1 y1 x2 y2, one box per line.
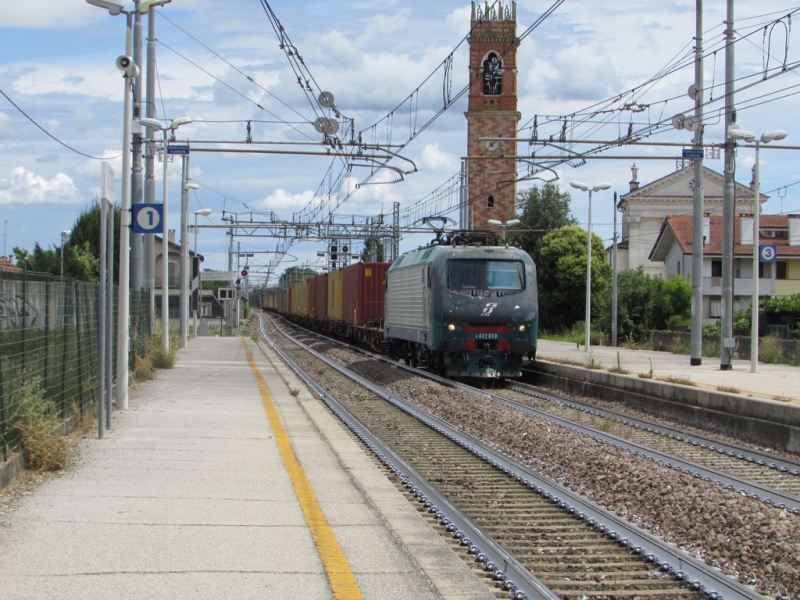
0 87 121 160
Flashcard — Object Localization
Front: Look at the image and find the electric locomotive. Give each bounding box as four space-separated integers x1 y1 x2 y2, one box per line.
384 230 538 378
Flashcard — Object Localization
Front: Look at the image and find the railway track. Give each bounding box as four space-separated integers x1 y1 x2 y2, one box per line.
504 382 800 503
256 313 771 600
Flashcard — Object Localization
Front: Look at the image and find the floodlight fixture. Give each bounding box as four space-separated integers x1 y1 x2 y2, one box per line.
194 208 212 217
86 0 126 15
184 183 199 191
139 117 163 130
138 0 171 13
170 116 192 129
761 129 788 143
728 128 756 143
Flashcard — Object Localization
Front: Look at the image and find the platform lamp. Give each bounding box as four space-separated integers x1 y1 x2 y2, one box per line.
487 218 521 246
139 116 192 354
570 181 612 352
727 127 788 373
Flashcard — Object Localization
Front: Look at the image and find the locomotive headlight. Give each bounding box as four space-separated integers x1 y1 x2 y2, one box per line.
447 323 456 331
518 325 526 332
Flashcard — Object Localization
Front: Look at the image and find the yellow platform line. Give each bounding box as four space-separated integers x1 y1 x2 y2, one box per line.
242 339 363 600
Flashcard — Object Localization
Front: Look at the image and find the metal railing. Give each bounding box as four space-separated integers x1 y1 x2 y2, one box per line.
0 270 151 462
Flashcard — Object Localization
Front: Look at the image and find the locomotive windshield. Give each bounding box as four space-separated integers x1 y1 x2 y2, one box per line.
447 260 524 290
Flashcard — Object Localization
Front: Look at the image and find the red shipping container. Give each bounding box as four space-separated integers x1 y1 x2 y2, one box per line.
341 262 390 326
308 277 318 318
314 272 328 320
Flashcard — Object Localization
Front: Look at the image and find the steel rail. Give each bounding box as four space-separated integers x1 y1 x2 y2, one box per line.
262 314 767 600
510 381 800 479
270 315 800 511
255 314 557 600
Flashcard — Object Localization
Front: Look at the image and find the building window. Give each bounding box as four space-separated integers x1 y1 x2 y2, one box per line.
711 259 722 277
487 195 495 208
710 298 722 318
677 261 681 276
483 52 502 95
777 261 787 280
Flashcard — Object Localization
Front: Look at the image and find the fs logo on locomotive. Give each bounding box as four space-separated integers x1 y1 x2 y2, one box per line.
480 302 498 317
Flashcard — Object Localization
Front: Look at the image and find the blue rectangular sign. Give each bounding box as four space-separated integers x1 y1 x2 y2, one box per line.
682 149 704 159
167 144 190 155
133 203 164 234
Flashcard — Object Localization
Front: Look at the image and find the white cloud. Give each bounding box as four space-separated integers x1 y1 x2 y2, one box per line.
255 188 316 211
0 2 89 29
0 167 84 205
420 143 459 171
542 45 621 101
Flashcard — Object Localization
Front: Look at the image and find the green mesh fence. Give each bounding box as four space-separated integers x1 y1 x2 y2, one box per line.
0 270 151 461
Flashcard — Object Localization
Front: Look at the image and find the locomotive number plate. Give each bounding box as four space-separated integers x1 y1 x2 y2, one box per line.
476 333 498 340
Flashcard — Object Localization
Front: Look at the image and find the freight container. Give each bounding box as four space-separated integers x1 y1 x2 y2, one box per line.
313 272 328 320
308 276 319 318
342 262 390 326
328 269 344 321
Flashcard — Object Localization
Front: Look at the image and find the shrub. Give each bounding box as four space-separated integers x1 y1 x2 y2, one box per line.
758 335 784 364
12 377 72 472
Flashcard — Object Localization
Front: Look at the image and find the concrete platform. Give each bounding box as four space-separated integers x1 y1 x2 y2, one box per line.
532 339 800 453
0 337 494 600
536 339 800 402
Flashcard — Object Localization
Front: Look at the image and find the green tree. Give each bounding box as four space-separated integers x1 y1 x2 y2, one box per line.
508 183 577 264
12 201 120 282
537 225 611 331
278 266 317 288
598 267 691 343
360 238 385 262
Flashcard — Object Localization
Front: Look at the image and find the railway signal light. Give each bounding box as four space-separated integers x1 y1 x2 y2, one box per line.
241 268 248 277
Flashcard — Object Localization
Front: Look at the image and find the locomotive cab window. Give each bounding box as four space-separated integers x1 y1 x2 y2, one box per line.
448 260 524 291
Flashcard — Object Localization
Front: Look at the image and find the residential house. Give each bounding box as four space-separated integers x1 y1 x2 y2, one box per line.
615 164 764 276
649 214 800 322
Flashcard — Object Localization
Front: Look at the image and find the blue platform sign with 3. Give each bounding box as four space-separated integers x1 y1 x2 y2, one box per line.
759 244 777 263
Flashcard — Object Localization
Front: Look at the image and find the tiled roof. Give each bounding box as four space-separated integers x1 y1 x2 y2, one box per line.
657 214 800 257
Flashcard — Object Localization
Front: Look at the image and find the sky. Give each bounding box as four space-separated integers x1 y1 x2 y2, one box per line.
2 0 800 285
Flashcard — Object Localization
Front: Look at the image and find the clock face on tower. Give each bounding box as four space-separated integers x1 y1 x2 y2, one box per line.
484 140 499 152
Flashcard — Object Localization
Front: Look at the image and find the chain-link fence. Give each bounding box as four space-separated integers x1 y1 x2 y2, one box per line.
0 270 151 461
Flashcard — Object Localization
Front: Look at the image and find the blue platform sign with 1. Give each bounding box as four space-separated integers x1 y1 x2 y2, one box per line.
759 244 777 263
133 203 164 234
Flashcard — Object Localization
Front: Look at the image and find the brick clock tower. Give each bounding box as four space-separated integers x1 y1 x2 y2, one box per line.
465 1 520 231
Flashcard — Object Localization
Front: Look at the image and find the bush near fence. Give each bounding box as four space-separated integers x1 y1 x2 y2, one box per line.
0 270 151 464
650 330 800 365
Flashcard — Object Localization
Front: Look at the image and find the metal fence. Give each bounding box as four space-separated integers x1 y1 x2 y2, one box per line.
0 270 151 461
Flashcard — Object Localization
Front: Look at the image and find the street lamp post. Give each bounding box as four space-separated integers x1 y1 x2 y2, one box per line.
487 218 520 246
181 180 199 347
60 230 71 278
727 127 788 373
570 181 612 352
193 208 212 336
140 116 192 354
87 0 138 410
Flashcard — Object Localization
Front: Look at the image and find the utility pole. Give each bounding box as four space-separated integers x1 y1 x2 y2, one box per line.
131 4 144 292
720 0 736 370
690 0 705 366
144 6 158 334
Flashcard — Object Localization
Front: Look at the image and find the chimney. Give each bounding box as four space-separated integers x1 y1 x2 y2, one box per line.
629 163 639 192
168 229 176 244
790 215 800 247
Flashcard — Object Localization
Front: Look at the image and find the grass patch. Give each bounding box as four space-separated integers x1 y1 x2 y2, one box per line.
772 394 792 403
11 377 72 472
251 333 260 343
758 335 784 364
716 385 741 394
663 375 696 386
132 325 179 384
